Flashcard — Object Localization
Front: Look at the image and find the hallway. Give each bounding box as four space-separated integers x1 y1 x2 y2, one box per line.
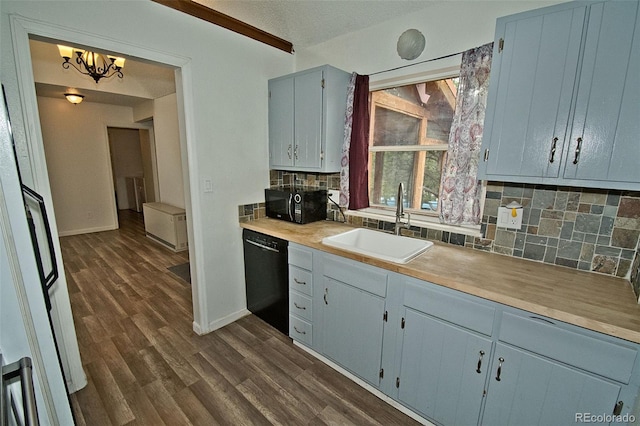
63 211 419 425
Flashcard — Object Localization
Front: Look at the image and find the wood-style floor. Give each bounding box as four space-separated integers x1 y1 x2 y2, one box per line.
63 210 420 425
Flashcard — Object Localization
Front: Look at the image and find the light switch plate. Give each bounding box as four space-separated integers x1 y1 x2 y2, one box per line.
498 206 523 230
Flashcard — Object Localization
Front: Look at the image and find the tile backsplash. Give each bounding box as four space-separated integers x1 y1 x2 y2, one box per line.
240 171 640 292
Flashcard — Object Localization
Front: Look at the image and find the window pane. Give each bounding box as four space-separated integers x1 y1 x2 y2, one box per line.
369 151 416 207
421 151 446 211
373 107 420 147
421 80 458 144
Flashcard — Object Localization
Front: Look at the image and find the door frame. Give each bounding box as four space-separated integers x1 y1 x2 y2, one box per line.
8 15 206 392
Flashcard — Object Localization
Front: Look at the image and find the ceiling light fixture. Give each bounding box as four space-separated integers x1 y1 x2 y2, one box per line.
57 45 125 83
397 29 426 61
64 93 85 104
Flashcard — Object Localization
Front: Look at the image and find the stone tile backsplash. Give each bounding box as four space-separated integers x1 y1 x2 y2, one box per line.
240 171 640 293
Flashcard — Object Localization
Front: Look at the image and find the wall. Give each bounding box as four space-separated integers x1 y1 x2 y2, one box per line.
153 93 184 208
108 127 144 210
2 0 294 338
37 96 134 236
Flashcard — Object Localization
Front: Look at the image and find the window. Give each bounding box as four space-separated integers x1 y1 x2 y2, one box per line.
368 78 458 215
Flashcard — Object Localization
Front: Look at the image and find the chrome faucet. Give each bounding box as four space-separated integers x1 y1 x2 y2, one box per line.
395 183 410 235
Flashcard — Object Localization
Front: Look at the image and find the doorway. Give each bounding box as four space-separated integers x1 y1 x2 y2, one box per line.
11 17 199 395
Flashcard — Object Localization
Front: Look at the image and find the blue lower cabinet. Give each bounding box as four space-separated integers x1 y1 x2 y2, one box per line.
482 343 622 426
321 276 386 387
397 308 492 425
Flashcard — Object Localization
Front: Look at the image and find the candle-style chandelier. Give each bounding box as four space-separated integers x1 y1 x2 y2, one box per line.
58 45 125 83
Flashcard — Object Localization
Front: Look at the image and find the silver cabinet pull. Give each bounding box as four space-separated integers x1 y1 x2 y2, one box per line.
294 302 306 310
476 350 485 374
293 278 306 286
287 144 292 159
293 326 306 335
294 144 299 160
549 137 558 163
495 357 505 381
324 288 328 305
483 148 489 162
573 137 582 164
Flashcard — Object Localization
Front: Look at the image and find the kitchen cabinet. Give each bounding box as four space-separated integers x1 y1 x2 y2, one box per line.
479 0 640 190
482 312 637 425
396 282 494 425
268 65 351 173
288 244 314 347
319 254 388 388
281 244 640 425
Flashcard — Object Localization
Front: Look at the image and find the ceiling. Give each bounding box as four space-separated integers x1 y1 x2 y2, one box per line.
33 1 438 106
196 0 437 49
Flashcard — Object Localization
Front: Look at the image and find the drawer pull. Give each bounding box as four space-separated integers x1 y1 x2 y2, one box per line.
293 278 306 286
476 350 485 374
549 137 558 163
529 315 554 325
287 144 292 159
495 357 505 381
324 288 328 305
573 137 582 164
294 302 306 310
293 325 306 335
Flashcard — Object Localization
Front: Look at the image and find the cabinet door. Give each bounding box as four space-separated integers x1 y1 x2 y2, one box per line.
397 308 492 425
563 1 640 185
294 69 324 170
480 4 585 180
268 77 294 168
322 277 385 387
482 343 621 426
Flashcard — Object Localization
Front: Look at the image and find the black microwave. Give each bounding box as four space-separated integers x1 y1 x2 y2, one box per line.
265 186 327 224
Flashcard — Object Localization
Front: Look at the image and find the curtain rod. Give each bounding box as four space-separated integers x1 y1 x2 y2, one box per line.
369 50 464 76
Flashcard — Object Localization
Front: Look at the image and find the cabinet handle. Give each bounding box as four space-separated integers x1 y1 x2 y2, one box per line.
293 278 306 286
476 350 485 374
324 288 328 305
294 302 306 310
483 148 489 162
572 137 582 164
294 144 299 160
293 325 306 335
549 137 558 163
287 144 292 159
495 357 505 381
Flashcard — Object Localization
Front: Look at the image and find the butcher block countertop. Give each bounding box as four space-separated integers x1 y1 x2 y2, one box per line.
241 218 640 344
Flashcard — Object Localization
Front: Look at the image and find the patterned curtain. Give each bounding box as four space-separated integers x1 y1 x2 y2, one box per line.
439 43 493 225
339 73 357 207
340 74 370 210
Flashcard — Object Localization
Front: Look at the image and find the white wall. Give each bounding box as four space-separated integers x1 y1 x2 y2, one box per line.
37 96 134 236
153 93 184 208
1 0 294 340
295 1 565 86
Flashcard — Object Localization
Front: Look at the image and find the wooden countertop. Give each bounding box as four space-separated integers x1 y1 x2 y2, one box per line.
241 218 640 344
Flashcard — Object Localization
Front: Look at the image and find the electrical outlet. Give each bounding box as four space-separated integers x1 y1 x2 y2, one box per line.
328 190 340 203
497 207 523 230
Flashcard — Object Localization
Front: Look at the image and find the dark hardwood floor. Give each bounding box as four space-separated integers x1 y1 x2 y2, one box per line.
63 210 420 425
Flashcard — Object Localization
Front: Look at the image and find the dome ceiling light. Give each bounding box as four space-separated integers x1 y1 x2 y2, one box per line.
397 29 426 61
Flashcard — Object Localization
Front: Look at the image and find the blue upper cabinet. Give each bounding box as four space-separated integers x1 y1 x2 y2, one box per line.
268 65 351 173
479 0 640 190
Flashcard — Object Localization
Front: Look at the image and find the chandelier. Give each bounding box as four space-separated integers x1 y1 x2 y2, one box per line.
57 45 125 83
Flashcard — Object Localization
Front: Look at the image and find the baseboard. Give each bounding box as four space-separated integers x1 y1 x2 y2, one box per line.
192 308 251 335
293 341 434 426
58 225 117 237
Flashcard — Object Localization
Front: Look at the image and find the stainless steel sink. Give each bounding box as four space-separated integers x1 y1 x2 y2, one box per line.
322 228 433 264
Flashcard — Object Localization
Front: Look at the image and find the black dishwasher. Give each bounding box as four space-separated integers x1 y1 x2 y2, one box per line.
242 229 289 335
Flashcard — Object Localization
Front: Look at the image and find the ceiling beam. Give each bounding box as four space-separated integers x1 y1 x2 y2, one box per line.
151 0 294 54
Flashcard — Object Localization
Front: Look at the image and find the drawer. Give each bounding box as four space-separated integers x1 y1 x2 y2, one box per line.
322 254 387 297
290 291 312 321
403 280 496 336
290 315 312 346
499 312 638 383
289 244 313 270
289 266 313 296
